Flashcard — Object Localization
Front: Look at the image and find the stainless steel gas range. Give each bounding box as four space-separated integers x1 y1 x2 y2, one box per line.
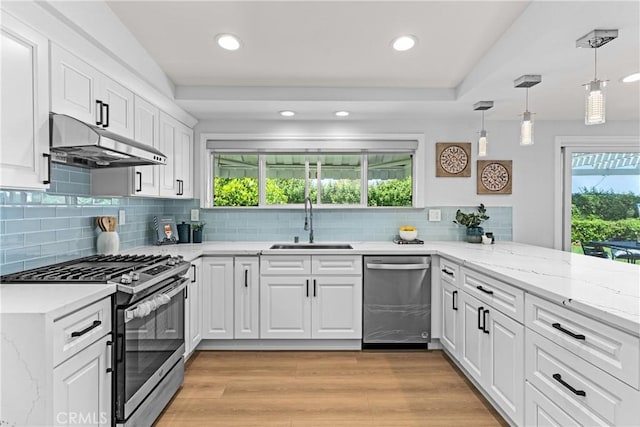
1 253 191 427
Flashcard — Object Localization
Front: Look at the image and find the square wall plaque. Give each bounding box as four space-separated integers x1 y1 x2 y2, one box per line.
477 160 512 194
436 142 471 177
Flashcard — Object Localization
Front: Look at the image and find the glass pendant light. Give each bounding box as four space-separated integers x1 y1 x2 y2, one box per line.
514 75 541 146
576 29 618 126
473 101 493 157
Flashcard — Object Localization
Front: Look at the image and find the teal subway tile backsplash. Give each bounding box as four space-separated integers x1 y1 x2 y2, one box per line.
1 162 513 275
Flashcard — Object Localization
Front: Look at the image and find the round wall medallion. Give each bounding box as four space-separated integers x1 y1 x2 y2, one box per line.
439 145 469 175
480 162 509 191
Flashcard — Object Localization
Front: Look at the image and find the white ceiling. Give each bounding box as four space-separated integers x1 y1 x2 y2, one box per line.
107 1 640 122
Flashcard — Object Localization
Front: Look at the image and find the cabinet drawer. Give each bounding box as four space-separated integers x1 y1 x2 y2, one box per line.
526 294 639 389
260 255 311 275
526 329 639 426
525 381 585 426
439 257 459 286
312 255 362 275
53 297 112 366
461 267 524 323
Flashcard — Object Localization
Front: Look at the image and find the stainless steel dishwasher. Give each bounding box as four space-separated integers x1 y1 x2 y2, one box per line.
363 255 431 349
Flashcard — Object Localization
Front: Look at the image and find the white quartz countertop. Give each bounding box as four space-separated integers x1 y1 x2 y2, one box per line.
0 283 115 319
125 241 640 336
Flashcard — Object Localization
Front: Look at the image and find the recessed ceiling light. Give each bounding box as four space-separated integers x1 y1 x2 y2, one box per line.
334 111 350 117
216 34 241 51
622 72 640 83
279 110 295 117
392 35 417 51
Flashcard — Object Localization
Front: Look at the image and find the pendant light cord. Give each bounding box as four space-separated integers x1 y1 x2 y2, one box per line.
525 88 529 113
594 46 598 80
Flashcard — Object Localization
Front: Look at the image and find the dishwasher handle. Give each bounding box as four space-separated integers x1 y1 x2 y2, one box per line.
366 263 430 271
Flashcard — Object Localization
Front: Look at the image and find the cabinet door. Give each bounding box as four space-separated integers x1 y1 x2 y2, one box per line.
260 276 311 339
485 305 524 426
53 335 111 427
175 123 193 198
187 258 203 355
51 45 99 125
441 280 460 357
0 14 49 190
459 291 486 385
158 112 177 197
202 257 234 339
99 76 134 138
235 257 260 339
311 275 362 339
133 96 160 196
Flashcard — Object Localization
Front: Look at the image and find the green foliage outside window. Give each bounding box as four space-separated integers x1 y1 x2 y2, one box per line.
214 177 412 207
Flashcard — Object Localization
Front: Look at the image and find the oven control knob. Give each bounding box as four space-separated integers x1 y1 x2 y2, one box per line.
176 255 184 261
167 258 177 266
131 272 140 281
121 274 132 284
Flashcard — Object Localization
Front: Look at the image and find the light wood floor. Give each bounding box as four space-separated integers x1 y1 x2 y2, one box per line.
155 350 508 427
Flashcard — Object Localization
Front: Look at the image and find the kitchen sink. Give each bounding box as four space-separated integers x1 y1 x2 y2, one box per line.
269 243 353 250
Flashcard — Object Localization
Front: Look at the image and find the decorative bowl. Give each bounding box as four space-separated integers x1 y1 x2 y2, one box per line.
399 228 418 241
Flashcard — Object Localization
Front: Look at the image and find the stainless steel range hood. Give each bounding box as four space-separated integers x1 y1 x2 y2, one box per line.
50 113 167 168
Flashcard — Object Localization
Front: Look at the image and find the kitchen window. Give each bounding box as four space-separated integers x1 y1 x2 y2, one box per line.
205 136 423 208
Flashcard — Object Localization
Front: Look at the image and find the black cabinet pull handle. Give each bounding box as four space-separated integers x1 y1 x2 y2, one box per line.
135 171 142 192
71 320 101 337
42 153 51 184
477 285 494 295
103 103 109 128
553 373 586 396
191 264 196 283
176 179 184 196
483 310 490 334
179 180 183 195
184 284 188 299
244 269 248 287
306 279 309 298
477 307 484 330
552 323 586 340
96 100 103 125
452 290 458 311
313 279 317 297
441 268 454 276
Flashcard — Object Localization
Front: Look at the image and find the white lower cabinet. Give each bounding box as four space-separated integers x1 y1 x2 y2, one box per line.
201 256 260 340
234 257 260 339
440 279 460 357
53 334 112 427
260 255 362 340
202 257 234 338
1 296 113 426
458 289 524 426
185 258 202 358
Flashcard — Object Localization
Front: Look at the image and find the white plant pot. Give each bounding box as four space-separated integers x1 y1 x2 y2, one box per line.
97 231 120 255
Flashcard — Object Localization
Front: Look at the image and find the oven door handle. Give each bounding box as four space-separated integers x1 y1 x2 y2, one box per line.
125 277 189 322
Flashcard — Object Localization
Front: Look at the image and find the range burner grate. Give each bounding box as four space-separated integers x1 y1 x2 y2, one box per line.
393 238 425 245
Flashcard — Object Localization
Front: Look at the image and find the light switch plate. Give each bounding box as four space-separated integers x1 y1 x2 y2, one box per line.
190 209 200 221
428 209 441 222
118 209 126 225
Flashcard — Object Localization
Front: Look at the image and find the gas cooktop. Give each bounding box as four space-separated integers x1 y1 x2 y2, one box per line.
1 253 190 294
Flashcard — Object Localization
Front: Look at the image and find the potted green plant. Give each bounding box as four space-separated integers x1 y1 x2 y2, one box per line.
453 204 489 243
192 222 206 243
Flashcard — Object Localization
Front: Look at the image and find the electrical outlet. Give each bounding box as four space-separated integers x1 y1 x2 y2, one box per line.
118 209 126 225
190 209 200 221
428 209 441 222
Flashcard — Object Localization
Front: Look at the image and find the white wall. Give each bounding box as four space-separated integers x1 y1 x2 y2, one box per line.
195 118 639 249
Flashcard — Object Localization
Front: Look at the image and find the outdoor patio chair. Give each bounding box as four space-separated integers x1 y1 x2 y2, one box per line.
611 246 640 264
580 242 610 259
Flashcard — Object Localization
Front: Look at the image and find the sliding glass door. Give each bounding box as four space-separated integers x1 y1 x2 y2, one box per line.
562 146 640 255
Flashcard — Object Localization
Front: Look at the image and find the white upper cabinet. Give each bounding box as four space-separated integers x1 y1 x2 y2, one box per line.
159 111 193 198
51 44 134 138
0 13 50 190
133 95 160 196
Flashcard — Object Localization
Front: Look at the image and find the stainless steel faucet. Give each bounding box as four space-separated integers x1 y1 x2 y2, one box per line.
304 196 314 243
